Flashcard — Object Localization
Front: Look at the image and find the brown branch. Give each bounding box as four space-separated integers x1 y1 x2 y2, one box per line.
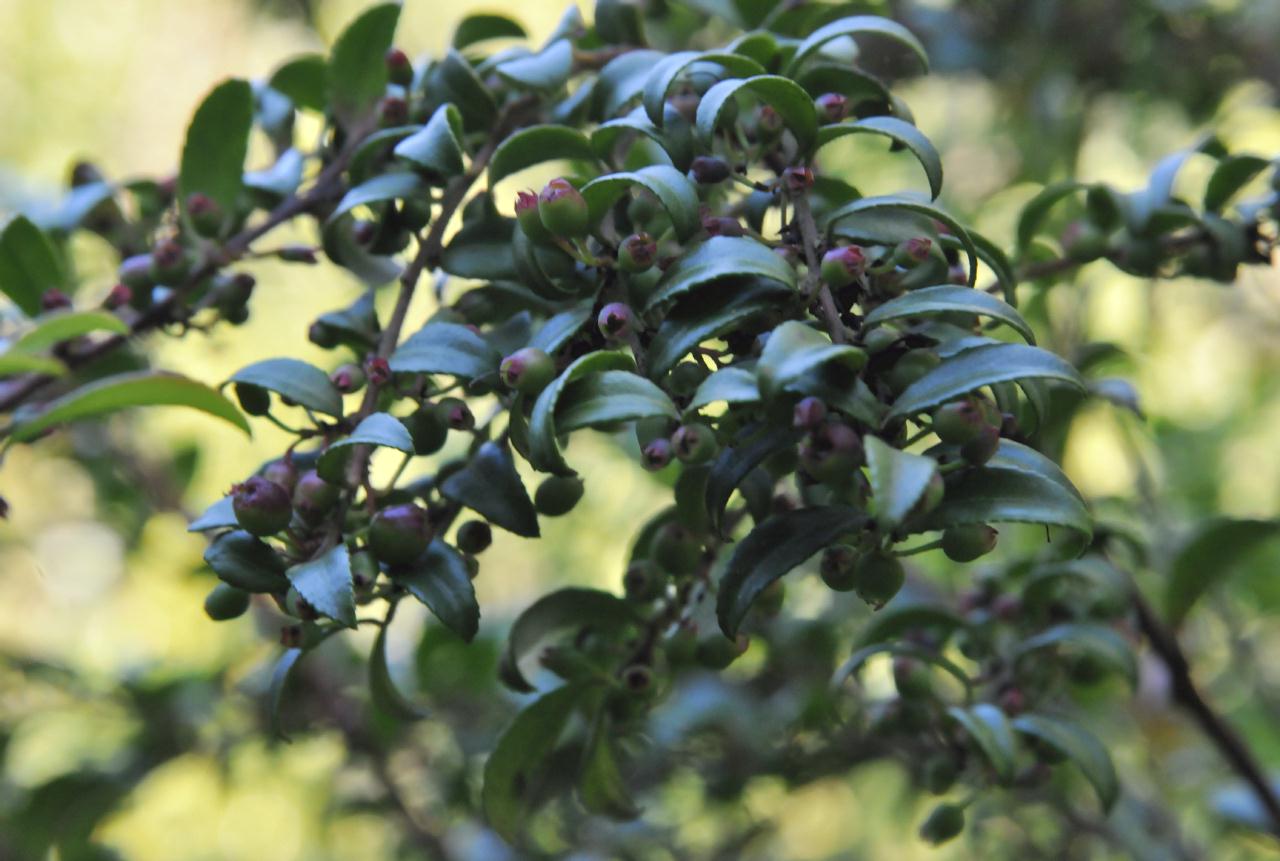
790 192 845 344
1131 590 1280 837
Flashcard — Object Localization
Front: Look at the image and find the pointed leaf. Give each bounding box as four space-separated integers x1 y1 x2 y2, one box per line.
496 39 574 91
270 54 327 112
947 703 1016 782
13 310 128 354
1012 713 1118 811
696 75 819 155
706 425 797 535
503 588 640 691
397 539 480 641
319 412 414 475
489 125 597 185
826 195 977 286
816 116 943 199
0 216 65 316
1204 155 1271 213
529 304 592 354
328 2 402 126
857 602 966 647
581 165 702 242
203 530 288 592
394 104 466 180
1016 181 1085 251
287 544 356 628
645 235 796 312
440 441 539 537
865 436 937 530
647 281 785 377
370 625 429 720
454 13 527 49
329 171 425 222
555 370 679 432
922 468 1092 548
787 15 929 75
580 711 640 819
178 79 253 231
188 495 237 533
689 365 760 410
863 286 1034 344
528 351 636 474
756 321 867 401
268 647 304 740
643 51 766 127
243 148 305 199
228 357 343 417
834 641 971 696
389 321 501 380
0 353 64 378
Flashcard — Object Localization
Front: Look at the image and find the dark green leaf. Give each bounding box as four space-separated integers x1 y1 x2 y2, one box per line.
1130 137 1223 231
389 321 501 380
857 602 966 647
826 195 977 286
645 235 796 312
454 13 527 48
756 320 867 401
834 641 971 696
503 589 639 691
530 304 592 354
440 441 539 537
397 539 480 641
591 105 696 171
947 704 1015 782
496 39 574 91
648 281 786 377
483 683 586 842
965 229 1020 305
865 436 937 531
178 79 253 230
864 286 1034 344
1016 623 1136 687
815 116 942 199
984 439 1084 502
1164 519 1280 627
188 495 237 533
229 357 343 417
787 15 929 75
13 310 129 353
268 647 304 740
329 171 425 222
718 506 866 637
706 425 799 535
328 2 402 126
923 468 1092 548
556 370 679 432
0 215 66 316
689 365 759 410
529 351 636 474
580 710 640 819
581 165 702 242
287 544 356 628
595 50 665 118
394 104 465 179
203 530 288 592
1012 713 1118 811
888 343 1084 422
696 75 819 155
319 412 414 475
489 125 598 185
269 54 327 112
643 51 766 127
11 371 251 442
436 50 498 130
1016 181 1084 251
370 625 429 720
1204 155 1272 213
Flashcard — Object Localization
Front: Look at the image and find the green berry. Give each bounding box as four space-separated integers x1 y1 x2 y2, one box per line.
537 178 590 239
231 476 292 536
919 803 965 846
695 633 749 669
186 192 224 238
204 582 250 621
402 405 449 455
922 752 959 794
799 422 863 485
260 459 298 495
534 475 585 516
942 523 998 562
330 363 366 394
597 302 635 340
350 548 380 588
932 399 989 446
150 239 190 284
617 233 657 273
118 254 155 291
623 559 666 601
234 382 271 416
853 551 905 608
284 586 318 621
369 504 431 566
893 656 934 699
309 320 340 349
456 520 492 554
689 155 731 184
886 348 941 394
820 544 860 592
515 189 555 244
293 470 340 523
671 423 718 465
651 521 702 576
960 425 1000 465
438 397 474 431
500 347 556 395
821 245 867 287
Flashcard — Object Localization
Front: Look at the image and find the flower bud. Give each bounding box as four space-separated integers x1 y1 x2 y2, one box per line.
364 356 391 387
330 363 366 394
455 519 492 554
793 396 827 430
815 92 849 123
800 422 863 485
369 503 431 566
783 166 815 192
689 155 731 185
820 245 867 287
671 422 718 465
293 470 340 522
597 302 635 340
500 347 555 395
853 551 904 608
385 48 413 87
231 475 293 536
537 178 590 239
186 192 224 238
534 475 585 517
617 233 657 273
941 523 998 562
515 190 554 244
894 237 933 270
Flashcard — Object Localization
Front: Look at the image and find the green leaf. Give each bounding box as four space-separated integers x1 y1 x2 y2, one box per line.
503 588 639 691
787 15 929 75
592 105 696 171
826 196 977 286
389 321 501 380
647 281 786 377
528 351 636 474
496 39 574 92
642 51 766 127
0 215 66 316
1012 713 1118 811
530 304 592 354
318 412 414 475
0 353 65 377
188 495 237 533
454 13 527 49
268 647 304 740
228 357 343 417
706 425 797 535
329 171 425 222
555 370 679 432
888 343 1084 422
12 310 128 354
815 116 942 199
440 441 539 537
1130 138 1223 231
1016 623 1136 688
1016 181 1085 251
1164 519 1280 627
1023 557 1128 609
396 539 480 641
834 641 971 696
287 544 356 629
947 704 1016 783
394 104 465 179
863 286 1034 344
645 235 797 312
1204 155 1271 212
370 625 429 720
857 602 966 647
482 683 586 842
689 365 760 410
594 50 664 118
328 2 402 126
984 439 1084 502
269 54 328 112
581 165 702 242
923 468 1092 549
436 50 498 131
756 321 867 401
244 148 305 199
696 75 819 155
203 530 288 592
178 79 253 231
10 371 250 443
489 125 598 185
580 710 640 819
865 436 937 531
717 506 866 637
28 180 116 232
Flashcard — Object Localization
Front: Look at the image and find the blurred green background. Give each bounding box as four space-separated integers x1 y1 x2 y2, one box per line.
2 0 1279 858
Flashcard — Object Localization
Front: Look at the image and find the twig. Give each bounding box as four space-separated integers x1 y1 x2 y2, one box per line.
790 192 845 344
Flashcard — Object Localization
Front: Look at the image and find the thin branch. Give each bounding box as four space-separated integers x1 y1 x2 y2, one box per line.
790 192 845 344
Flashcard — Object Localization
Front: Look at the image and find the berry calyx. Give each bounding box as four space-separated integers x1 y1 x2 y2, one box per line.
641 438 673 471
671 423 718 464
597 302 635 340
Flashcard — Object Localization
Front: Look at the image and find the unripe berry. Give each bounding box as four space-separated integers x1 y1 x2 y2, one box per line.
1062 220 1108 262
515 189 555 244
893 656 934 699
853 551 905 608
932 399 989 446
378 95 409 127
284 586 319 621
455 519 492 554
793 396 827 430
689 155 731 185
671 423 718 465
821 245 867 287
150 239 189 284
402 405 449 455
350 548 380 589
617 233 657 273
695 633 749 669
40 289 72 312
261 459 298 495
234 383 271 417
330 363 366 394
215 272 255 314
800 422 863 485
385 48 413 87
623 559 666 601
960 423 1000 465
537 178 590 239
892 237 933 268
641 438 673 471
597 302 635 340
534 475 585 517
922 752 959 794
231 476 293 536
885 348 940 394
942 523 998 562
438 397 474 431
309 320 340 349
293 470 340 522
820 544 859 592
186 192 224 238
102 283 132 310
500 347 555 395
815 92 849 123
204 582 251 621
919 803 965 846
652 521 702 576
369 503 431 566
668 361 709 396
